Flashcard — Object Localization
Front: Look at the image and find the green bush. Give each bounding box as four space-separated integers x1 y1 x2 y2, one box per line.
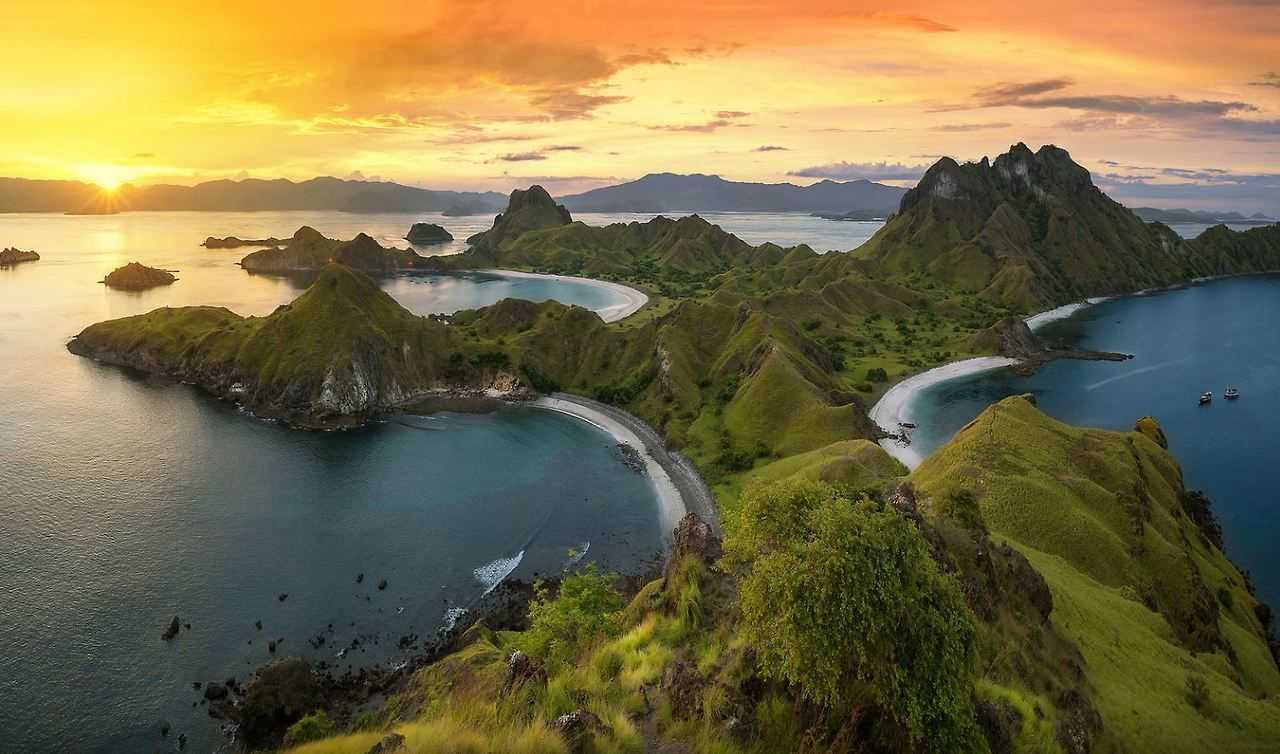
726 479 979 752
1186 673 1211 712
282 710 334 747
866 367 889 383
518 564 624 670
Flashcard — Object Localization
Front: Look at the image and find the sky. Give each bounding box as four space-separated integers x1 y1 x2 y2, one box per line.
5 0 1279 211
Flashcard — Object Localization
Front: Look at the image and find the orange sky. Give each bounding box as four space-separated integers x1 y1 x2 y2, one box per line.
5 1 1279 207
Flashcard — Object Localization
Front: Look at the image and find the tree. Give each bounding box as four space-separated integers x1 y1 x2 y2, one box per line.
726 479 979 752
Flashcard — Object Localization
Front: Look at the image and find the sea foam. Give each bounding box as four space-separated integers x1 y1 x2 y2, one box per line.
473 550 524 596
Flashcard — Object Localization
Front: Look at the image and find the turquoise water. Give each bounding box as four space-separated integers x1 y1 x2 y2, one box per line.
909 275 1280 606
0 213 666 752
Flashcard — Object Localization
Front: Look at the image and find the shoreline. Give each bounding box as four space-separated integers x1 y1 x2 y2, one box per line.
479 268 649 323
530 392 720 538
869 271 1280 469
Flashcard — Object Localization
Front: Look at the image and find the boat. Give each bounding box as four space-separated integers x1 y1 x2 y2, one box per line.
1199 391 1213 405
1225 387 1240 400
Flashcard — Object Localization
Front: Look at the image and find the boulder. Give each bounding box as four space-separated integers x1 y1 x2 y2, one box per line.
203 682 229 701
500 650 547 698
550 709 606 753
161 615 181 641
238 658 322 749
365 732 406 754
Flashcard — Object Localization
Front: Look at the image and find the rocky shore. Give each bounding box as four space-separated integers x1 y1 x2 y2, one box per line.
0 247 40 266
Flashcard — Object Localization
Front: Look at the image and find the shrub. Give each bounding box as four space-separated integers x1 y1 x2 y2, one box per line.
519 564 625 670
866 367 889 383
726 479 979 752
282 710 334 747
1186 673 1211 712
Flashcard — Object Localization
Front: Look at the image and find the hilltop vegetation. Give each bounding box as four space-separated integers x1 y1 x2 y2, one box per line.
64 143 1280 753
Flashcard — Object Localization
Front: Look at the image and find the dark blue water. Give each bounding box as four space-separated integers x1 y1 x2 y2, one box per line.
912 275 1280 606
0 213 665 753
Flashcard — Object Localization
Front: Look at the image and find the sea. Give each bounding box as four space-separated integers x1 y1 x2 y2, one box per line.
909 269 1280 608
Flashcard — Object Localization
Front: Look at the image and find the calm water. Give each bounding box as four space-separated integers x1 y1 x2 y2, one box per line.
910 276 1280 606
0 212 669 753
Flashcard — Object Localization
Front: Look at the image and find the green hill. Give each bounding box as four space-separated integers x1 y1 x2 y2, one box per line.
910 397 1280 752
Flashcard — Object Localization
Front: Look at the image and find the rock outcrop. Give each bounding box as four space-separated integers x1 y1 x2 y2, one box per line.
102 262 176 290
464 185 572 255
0 247 40 265
404 222 453 245
240 227 427 275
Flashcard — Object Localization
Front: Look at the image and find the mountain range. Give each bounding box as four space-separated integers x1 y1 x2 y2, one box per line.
559 172 905 213
0 173 906 215
1130 207 1275 224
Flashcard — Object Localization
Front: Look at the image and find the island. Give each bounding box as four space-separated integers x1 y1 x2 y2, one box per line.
102 262 176 290
239 226 430 275
201 235 288 249
403 222 453 245
0 247 40 266
66 144 1280 754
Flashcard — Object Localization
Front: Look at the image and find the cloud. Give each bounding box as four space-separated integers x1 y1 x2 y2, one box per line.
495 152 547 162
931 121 1012 132
130 152 157 159
789 160 930 181
646 110 750 133
1250 72 1280 88
614 49 677 66
543 145 583 152
978 78 1074 101
527 90 629 120
753 145 789 152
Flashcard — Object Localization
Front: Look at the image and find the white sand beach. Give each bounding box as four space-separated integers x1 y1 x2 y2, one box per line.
868 357 1020 469
481 269 649 323
531 394 714 541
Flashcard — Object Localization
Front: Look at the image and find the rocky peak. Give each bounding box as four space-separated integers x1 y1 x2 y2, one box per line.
292 226 326 242
466 185 573 252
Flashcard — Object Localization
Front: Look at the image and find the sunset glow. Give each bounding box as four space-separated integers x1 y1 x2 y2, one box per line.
5 1 1278 208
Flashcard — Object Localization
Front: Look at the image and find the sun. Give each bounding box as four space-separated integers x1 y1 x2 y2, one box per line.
74 163 137 191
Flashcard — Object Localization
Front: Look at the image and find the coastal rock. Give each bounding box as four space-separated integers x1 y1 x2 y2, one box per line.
203 682 229 701
404 222 453 245
161 615 181 641
238 658 321 749
102 262 176 290
969 317 1045 360
377 578 388 591
0 247 40 266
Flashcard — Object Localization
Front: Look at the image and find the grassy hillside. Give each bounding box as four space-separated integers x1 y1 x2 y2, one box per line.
240 226 429 274
910 397 1280 752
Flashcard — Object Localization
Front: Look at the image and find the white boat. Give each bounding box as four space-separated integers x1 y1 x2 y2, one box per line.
1224 387 1240 400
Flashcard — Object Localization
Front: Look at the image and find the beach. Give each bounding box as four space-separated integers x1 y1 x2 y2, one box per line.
482 269 649 323
531 392 719 538
870 298 1113 468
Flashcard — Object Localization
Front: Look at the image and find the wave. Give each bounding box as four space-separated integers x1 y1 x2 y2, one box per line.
1084 357 1191 391
564 541 591 570
442 607 468 632
473 550 525 596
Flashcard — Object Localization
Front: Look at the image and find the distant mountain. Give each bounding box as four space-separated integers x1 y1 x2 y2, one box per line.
0 176 507 215
559 173 905 214
1130 206 1275 225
